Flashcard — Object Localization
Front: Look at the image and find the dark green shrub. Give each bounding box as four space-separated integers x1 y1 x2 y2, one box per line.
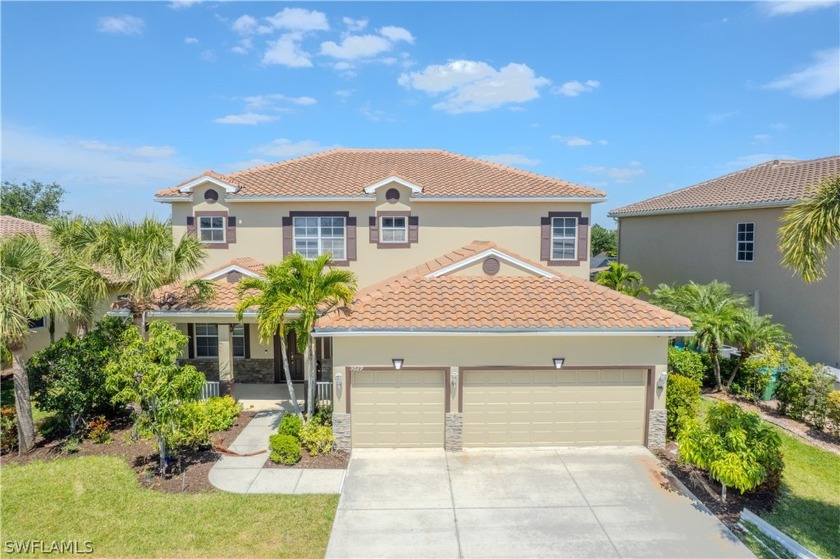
666 374 700 439
776 354 835 428
1 405 17 452
730 351 779 402
299 421 334 455
278 413 303 439
701 352 737 389
668 347 705 384
826 391 840 437
269 434 301 465
313 403 333 426
678 402 783 499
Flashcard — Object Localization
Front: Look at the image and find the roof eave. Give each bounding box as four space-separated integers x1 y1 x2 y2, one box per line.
312 328 695 337
609 199 796 218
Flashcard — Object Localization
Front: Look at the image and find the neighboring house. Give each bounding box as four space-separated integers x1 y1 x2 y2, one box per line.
590 253 616 279
152 149 693 451
609 155 840 369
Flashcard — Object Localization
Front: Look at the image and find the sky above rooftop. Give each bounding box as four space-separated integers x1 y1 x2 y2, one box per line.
2 1 838 225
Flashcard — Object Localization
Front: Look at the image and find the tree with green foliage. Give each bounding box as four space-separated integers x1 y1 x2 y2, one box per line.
105 321 205 472
666 373 700 439
779 176 840 283
0 180 69 223
590 224 617 256
595 261 649 297
0 234 77 453
727 308 790 389
27 317 130 434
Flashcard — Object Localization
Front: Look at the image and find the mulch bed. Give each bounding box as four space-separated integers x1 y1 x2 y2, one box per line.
1 410 256 494
264 449 349 470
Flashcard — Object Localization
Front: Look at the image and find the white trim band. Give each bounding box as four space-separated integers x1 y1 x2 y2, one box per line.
427 248 556 278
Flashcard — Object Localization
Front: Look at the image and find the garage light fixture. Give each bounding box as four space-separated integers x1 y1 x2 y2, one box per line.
392 358 404 370
335 372 343 394
553 357 565 369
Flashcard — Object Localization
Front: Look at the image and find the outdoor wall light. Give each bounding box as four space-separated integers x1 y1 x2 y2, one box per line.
657 371 668 389
451 370 459 391
335 372 343 394
392 358 404 370
553 357 565 369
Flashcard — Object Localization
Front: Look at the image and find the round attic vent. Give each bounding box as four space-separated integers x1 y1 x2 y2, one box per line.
204 189 219 203
482 257 500 276
226 271 241 283
385 188 400 203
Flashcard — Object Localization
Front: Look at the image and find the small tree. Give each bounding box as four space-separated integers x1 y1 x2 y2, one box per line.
0 180 68 223
590 224 617 256
595 262 649 297
727 307 790 390
105 321 205 473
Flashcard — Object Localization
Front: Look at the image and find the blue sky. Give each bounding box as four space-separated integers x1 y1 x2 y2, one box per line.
2 1 838 225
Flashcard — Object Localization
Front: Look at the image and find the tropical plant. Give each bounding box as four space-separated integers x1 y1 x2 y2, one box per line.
105 321 205 472
666 373 700 440
667 347 706 384
729 349 781 402
595 261 649 297
727 308 791 389
0 233 77 453
678 402 784 501
171 396 242 450
653 281 747 391
779 176 840 283
278 413 303 439
590 224 617 256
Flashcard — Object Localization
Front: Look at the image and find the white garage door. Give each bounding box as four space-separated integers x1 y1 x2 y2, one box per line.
463 368 648 447
351 369 445 448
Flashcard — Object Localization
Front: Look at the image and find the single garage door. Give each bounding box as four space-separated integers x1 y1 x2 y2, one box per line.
463 368 648 447
351 369 445 448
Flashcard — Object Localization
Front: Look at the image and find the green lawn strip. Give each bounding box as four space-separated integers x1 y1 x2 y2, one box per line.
1 456 339 558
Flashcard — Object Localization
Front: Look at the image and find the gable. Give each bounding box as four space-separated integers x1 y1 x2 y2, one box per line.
426 248 556 279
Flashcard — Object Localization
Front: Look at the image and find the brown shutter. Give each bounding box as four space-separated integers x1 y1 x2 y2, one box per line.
186 216 196 236
282 216 293 257
408 215 419 243
187 323 195 359
226 216 237 244
243 324 251 359
578 217 589 261
540 216 551 261
368 216 378 243
346 216 357 261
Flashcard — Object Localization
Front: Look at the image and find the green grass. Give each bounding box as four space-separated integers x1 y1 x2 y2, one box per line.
1 456 339 558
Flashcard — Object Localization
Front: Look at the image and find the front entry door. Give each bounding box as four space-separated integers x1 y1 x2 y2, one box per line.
272 331 305 383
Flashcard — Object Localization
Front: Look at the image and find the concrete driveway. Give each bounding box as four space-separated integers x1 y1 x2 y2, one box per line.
326 447 752 558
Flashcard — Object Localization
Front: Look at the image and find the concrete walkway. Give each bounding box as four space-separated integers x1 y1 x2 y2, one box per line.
208 409 346 494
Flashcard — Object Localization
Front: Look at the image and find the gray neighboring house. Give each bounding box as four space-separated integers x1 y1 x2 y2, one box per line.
609 155 840 369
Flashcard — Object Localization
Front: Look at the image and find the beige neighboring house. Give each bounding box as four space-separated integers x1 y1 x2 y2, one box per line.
152 149 693 452
609 155 840 369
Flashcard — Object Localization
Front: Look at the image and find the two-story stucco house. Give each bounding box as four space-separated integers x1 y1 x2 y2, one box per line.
609 155 840 370
152 149 692 451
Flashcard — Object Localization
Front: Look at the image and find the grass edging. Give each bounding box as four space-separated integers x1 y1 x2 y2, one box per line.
739 509 820 559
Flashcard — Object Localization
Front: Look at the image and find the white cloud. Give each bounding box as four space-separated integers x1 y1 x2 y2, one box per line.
232 15 269 35
550 135 607 147
321 34 392 60
399 60 550 113
765 1 838 16
478 154 540 167
213 113 280 125
168 0 202 9
263 33 312 67
343 17 368 31
752 133 772 144
552 79 600 97
264 8 329 32
378 26 414 44
765 48 840 99
252 139 341 158
200 50 216 62
231 46 249 55
707 111 738 124
335 89 354 99
184 37 199 45
97 16 144 36
242 94 317 109
581 162 645 183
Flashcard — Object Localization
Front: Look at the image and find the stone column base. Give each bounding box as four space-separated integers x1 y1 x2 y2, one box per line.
647 409 666 449
445 413 463 451
333 413 352 452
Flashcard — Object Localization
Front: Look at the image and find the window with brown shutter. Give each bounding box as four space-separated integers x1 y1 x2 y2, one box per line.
371 211 417 249
540 211 589 266
193 211 231 249
284 211 356 266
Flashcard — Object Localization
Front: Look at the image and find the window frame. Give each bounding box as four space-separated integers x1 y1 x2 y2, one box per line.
550 216 578 261
379 215 408 244
232 324 246 359
198 215 226 244
28 317 45 329
736 222 755 262
194 323 219 359
292 215 347 261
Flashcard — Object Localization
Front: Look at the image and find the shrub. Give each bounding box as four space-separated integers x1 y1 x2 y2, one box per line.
313 403 333 426
775 354 835 428
278 413 303 439
202 396 242 432
730 351 780 402
826 391 840 437
299 421 334 456
61 435 82 454
1 405 17 452
700 352 738 389
269 434 301 465
86 415 112 444
666 373 701 440
170 396 242 450
678 402 783 500
668 347 706 385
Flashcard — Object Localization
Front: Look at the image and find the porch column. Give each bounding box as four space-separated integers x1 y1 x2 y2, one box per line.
218 324 234 397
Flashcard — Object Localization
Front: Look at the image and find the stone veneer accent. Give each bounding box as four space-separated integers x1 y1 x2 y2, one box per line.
445 413 463 451
234 359 274 383
333 413 352 452
182 359 219 382
647 409 666 450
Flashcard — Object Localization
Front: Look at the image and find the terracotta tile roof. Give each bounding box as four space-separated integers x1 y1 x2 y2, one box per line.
316 243 691 333
0 215 48 239
201 257 266 278
155 149 605 200
609 155 840 217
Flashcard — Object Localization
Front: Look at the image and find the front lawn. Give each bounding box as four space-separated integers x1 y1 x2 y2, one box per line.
1 456 338 558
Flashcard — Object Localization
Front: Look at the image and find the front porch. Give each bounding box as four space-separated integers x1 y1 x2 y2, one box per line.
202 381 334 412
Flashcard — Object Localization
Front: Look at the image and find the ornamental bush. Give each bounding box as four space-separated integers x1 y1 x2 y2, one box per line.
313 403 333 427
278 413 303 439
299 421 334 456
171 396 242 450
775 353 835 428
666 373 700 440
202 396 242 432
729 350 782 402
668 347 706 385
826 391 840 437
269 434 301 465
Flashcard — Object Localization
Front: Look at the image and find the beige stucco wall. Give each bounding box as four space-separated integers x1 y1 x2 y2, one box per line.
330 335 669 414
617 208 840 367
168 182 594 288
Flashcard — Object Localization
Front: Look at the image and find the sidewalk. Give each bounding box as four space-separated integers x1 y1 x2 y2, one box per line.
208 410 346 494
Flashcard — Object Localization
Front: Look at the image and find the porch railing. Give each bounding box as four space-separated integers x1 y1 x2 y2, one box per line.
201 381 220 400
316 381 332 403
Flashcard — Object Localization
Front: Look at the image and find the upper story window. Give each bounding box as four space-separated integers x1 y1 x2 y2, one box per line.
194 324 219 358
28 317 45 329
293 216 346 260
199 216 225 243
380 216 408 243
737 222 755 262
551 217 578 261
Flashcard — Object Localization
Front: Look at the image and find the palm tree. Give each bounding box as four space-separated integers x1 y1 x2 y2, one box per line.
0 234 77 453
595 262 650 297
282 253 356 418
779 176 840 283
235 265 304 418
653 281 747 391
726 308 791 389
